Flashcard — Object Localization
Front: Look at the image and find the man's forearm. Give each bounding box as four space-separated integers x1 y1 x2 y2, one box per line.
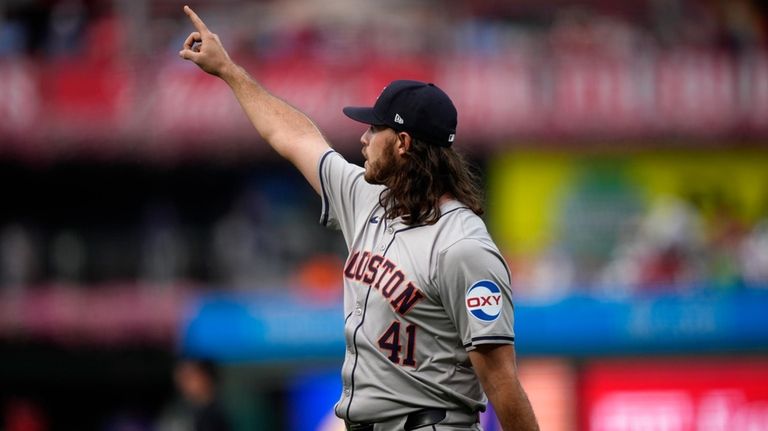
488 376 540 431
470 345 539 431
220 64 327 162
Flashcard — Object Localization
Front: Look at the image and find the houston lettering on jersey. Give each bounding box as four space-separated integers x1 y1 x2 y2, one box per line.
344 250 424 315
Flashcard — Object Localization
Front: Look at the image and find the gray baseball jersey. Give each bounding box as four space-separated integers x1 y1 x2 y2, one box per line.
318 149 515 424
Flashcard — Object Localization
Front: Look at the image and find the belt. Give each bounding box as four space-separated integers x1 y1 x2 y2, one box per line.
345 408 447 431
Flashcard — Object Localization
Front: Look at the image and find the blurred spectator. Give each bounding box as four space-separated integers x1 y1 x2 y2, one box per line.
0 0 49 56
4 0 767 62
740 220 768 286
548 6 647 56
211 194 277 289
139 204 188 285
598 197 706 293
0 14 27 57
293 253 345 301
0 224 38 290
718 0 766 51
649 0 721 48
635 197 705 289
102 410 152 431
522 246 576 301
46 0 87 57
49 229 87 282
156 358 231 431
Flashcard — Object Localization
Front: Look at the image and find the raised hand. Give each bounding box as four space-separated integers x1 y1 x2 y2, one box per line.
179 5 234 77
175 5 330 196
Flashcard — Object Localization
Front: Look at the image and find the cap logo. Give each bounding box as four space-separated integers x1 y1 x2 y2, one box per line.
448 134 455 143
394 114 404 124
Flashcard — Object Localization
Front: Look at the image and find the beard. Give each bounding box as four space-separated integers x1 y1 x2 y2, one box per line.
364 143 400 185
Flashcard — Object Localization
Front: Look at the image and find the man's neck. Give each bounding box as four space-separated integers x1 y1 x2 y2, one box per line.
439 193 454 206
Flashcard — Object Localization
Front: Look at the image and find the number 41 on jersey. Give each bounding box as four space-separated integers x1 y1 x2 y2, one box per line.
378 321 417 367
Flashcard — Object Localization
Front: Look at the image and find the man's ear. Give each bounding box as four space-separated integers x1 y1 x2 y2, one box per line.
395 132 412 156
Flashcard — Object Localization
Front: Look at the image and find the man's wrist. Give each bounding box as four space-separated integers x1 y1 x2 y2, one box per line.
219 61 241 84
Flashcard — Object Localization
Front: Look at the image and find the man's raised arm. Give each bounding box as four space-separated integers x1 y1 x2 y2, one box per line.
178 5 330 194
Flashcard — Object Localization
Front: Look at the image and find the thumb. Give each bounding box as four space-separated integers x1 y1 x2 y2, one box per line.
179 49 200 62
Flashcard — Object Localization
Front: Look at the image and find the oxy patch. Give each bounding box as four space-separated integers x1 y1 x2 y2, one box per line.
466 280 502 322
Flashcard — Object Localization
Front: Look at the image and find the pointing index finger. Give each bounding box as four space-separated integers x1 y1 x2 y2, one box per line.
184 5 209 33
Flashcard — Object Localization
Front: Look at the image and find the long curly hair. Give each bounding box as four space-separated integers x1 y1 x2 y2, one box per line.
379 138 484 225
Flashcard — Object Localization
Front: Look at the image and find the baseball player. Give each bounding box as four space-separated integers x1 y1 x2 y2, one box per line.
179 6 539 431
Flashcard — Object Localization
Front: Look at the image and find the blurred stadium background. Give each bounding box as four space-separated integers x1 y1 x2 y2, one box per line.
2 0 768 430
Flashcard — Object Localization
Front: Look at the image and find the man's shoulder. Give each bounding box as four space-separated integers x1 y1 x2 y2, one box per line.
321 149 364 176
321 149 385 197
436 203 490 239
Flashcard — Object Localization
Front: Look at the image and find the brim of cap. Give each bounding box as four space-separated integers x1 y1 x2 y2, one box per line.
342 106 383 125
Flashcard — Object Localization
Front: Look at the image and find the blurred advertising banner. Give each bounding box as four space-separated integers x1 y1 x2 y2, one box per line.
182 288 768 359
581 358 768 431
0 283 190 345
488 150 768 296
2 50 768 159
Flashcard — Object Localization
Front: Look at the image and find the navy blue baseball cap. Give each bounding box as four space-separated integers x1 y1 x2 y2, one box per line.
343 80 457 147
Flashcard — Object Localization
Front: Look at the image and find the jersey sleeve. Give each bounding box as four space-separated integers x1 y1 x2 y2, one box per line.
436 238 515 351
318 149 383 240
